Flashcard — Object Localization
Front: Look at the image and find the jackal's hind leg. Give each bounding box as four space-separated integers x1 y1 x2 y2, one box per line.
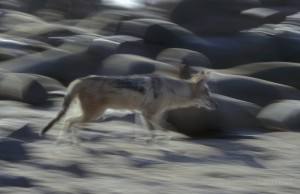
55 115 84 146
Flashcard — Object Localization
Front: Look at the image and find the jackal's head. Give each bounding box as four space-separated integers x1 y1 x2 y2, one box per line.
190 70 218 110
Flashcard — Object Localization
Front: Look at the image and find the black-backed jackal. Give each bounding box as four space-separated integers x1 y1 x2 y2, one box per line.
41 71 217 141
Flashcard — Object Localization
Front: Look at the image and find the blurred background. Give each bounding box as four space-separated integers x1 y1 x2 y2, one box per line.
1 0 300 134
0 1 300 193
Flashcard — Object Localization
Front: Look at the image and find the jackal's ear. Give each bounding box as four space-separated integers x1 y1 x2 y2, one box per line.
190 70 209 83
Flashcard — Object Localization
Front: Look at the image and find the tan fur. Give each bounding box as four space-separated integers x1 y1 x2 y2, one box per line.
41 71 217 141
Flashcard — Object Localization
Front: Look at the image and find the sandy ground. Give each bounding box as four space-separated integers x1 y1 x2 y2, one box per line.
0 98 299 194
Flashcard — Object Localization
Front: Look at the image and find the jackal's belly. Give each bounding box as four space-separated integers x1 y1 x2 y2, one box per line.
98 91 145 111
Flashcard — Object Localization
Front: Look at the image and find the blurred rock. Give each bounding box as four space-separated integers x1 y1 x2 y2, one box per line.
94 10 166 35
170 0 300 36
167 106 217 138
34 0 99 21
156 48 212 79
275 27 300 63
118 18 196 48
89 35 164 59
167 94 265 138
6 22 92 46
0 9 45 32
87 36 120 60
170 0 262 35
206 72 300 107
0 46 97 85
0 36 49 61
26 73 66 92
98 54 180 78
0 72 47 105
218 61 300 90
186 32 280 68
257 100 300 131
260 0 300 6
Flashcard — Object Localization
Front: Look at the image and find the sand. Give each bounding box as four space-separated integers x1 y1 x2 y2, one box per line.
0 98 299 194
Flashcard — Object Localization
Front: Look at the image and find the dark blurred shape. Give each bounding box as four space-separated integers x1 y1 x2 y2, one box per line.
0 138 28 161
98 54 180 78
260 0 300 6
0 119 29 136
167 106 218 137
167 94 265 138
92 10 165 36
8 124 39 141
34 0 99 20
258 100 300 131
186 32 280 68
170 0 260 35
118 18 196 47
0 175 32 187
170 0 299 36
274 12 300 63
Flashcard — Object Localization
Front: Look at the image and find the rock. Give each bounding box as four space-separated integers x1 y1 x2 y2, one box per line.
218 62 300 90
0 9 45 32
7 22 91 46
186 32 280 68
98 54 180 78
25 73 66 92
257 100 300 131
89 35 164 59
0 72 47 105
0 46 95 85
156 48 212 79
275 27 300 63
118 18 196 48
206 72 300 107
167 94 265 138
95 10 165 35
170 0 262 35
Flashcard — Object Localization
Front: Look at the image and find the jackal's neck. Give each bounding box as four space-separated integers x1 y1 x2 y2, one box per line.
166 80 195 109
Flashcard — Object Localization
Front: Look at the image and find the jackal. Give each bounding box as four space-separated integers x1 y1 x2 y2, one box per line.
41 71 217 140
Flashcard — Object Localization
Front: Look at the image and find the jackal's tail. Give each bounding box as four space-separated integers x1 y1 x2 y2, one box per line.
40 80 81 136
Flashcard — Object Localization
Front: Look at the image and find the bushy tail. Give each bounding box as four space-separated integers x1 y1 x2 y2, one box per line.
40 80 81 136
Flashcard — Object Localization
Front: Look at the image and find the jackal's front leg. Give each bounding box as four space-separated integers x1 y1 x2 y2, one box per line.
141 112 173 143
